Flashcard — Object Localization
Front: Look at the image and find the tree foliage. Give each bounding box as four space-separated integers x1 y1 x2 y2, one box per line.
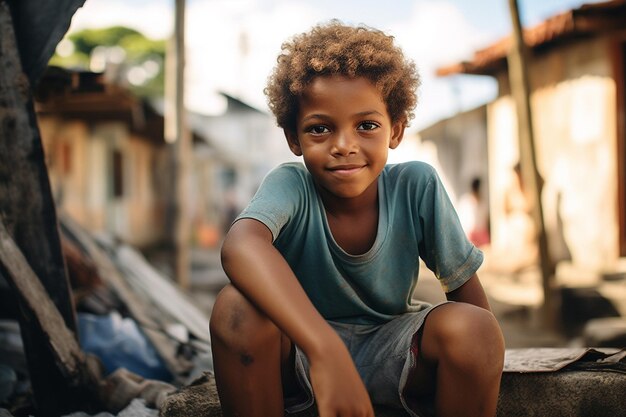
50 26 166 98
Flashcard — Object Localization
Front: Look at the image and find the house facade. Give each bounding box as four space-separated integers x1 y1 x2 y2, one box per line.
36 68 170 248
437 0 626 272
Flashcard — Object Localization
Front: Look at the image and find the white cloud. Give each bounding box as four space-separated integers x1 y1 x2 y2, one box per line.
393 2 492 69
184 0 325 113
390 1 496 129
70 0 172 39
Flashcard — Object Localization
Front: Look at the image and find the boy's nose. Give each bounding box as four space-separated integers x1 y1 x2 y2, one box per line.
331 131 358 156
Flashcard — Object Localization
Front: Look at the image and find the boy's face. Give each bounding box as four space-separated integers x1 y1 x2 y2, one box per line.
285 75 405 202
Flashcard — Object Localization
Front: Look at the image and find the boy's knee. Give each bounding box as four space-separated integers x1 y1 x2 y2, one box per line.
210 285 250 332
462 307 505 367
426 304 504 371
209 284 281 348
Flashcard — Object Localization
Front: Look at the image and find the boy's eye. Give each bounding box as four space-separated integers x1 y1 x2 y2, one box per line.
307 125 330 135
358 121 379 131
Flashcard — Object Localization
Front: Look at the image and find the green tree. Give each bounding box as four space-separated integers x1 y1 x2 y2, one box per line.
50 26 166 98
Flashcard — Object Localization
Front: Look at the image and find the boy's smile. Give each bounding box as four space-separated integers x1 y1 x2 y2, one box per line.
286 75 405 208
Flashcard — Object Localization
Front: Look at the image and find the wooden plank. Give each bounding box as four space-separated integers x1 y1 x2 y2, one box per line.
165 0 192 289
507 0 556 329
0 2 97 414
0 2 76 331
115 244 211 344
0 219 90 382
0 225 178 414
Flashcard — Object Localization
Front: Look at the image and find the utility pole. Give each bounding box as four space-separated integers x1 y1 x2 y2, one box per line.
165 0 191 288
507 0 555 328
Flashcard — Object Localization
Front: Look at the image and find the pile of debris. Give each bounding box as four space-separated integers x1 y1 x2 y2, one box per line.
0 213 214 416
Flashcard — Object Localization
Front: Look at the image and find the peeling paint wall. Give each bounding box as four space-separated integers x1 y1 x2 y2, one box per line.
488 36 620 272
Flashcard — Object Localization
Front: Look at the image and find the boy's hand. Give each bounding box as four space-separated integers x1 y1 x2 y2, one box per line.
308 339 375 417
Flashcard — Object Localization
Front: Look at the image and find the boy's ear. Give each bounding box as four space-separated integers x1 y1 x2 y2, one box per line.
284 130 302 156
389 121 406 150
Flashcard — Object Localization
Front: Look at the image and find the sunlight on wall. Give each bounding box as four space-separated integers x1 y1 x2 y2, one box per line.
488 76 619 272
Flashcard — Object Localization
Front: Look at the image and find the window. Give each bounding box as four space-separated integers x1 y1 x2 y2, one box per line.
60 142 72 175
112 149 124 198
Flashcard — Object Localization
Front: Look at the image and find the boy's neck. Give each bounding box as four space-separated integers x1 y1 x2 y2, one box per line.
321 183 380 255
317 179 379 217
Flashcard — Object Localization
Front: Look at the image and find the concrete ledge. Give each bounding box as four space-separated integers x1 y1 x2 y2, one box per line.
160 351 626 417
498 370 626 417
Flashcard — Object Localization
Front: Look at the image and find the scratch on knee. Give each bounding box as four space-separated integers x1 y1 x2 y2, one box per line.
240 352 254 366
230 306 244 331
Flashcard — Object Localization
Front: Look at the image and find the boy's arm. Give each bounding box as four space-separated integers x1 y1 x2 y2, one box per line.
221 218 374 417
446 274 492 311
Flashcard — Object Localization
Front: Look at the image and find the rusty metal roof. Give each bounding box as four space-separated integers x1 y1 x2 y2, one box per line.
437 0 626 76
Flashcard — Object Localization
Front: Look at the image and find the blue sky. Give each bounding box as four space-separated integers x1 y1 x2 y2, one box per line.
68 0 603 129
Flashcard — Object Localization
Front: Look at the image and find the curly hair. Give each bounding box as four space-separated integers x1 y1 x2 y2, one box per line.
264 21 420 132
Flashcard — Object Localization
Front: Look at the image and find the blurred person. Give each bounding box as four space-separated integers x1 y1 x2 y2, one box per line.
502 163 537 271
221 188 240 235
210 21 504 417
458 177 490 247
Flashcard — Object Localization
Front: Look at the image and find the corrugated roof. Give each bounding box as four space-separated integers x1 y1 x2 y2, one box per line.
437 0 626 76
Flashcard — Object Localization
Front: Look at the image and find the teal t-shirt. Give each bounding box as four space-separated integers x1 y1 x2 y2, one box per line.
236 161 483 324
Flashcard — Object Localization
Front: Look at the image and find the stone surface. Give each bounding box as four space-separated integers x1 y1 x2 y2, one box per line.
497 370 626 417
160 360 626 417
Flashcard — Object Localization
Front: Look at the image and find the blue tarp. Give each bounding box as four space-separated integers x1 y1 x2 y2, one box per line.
78 312 172 382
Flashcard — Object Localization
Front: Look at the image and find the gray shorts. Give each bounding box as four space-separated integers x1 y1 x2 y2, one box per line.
285 302 449 417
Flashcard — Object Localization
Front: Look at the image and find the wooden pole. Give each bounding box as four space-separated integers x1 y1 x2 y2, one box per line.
506 0 555 328
0 220 98 385
0 2 99 413
165 0 191 288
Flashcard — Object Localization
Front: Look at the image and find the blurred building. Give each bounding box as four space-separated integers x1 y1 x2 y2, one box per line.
186 93 297 236
419 105 489 208
35 67 170 248
35 67 295 249
436 0 626 274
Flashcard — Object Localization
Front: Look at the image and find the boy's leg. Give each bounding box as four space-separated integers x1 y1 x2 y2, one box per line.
209 284 298 417
404 303 505 417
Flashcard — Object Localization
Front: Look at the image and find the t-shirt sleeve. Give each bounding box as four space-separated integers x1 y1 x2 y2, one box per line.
235 163 304 242
417 165 483 292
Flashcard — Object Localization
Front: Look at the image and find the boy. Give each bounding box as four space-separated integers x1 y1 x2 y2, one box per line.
210 21 505 417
